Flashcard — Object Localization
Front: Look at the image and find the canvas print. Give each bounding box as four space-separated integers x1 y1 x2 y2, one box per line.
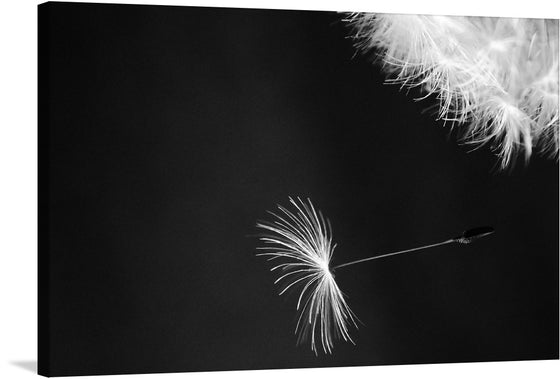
38 2 559 377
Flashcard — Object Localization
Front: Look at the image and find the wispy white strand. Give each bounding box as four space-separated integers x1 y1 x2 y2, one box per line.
346 13 559 168
256 197 358 354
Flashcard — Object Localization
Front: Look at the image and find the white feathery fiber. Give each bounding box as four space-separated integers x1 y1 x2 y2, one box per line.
256 197 357 354
346 13 559 168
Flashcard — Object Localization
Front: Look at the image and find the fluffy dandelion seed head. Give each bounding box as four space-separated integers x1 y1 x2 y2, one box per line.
256 197 357 354
345 13 559 168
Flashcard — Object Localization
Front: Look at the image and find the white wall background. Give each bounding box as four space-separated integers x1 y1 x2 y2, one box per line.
0 1 558 378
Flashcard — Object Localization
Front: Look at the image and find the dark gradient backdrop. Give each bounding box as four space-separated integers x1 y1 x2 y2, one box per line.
39 2 559 376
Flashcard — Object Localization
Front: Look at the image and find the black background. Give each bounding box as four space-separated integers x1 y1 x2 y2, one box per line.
39 2 559 376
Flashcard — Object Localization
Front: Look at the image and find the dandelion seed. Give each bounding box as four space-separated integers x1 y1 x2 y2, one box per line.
344 13 559 168
257 197 494 354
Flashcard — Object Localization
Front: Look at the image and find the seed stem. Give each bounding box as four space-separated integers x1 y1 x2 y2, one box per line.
332 239 455 271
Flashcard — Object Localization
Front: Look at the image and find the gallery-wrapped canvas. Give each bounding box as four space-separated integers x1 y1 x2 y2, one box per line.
38 1 559 377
